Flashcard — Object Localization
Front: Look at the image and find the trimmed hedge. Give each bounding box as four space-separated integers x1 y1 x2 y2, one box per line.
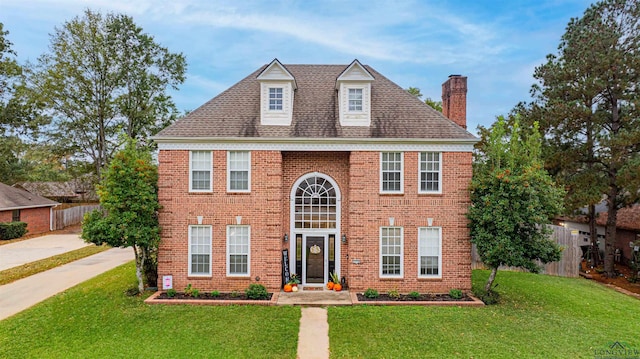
0 222 28 240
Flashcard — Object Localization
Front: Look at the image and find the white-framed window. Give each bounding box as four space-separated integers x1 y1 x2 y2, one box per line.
419 152 442 194
418 227 442 278
348 88 363 112
380 152 403 193
227 225 250 276
227 151 251 192
269 87 283 111
190 150 212 192
188 225 212 276
380 227 403 278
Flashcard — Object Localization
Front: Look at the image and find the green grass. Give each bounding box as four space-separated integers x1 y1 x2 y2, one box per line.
0 245 110 285
0 262 300 359
329 270 640 358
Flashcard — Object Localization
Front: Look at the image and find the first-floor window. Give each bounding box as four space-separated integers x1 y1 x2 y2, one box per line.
418 227 441 277
189 225 211 276
12 209 20 222
227 225 250 276
380 227 403 277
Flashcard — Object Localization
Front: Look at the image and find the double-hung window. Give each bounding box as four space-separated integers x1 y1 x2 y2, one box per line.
418 227 441 278
227 225 250 276
189 225 211 276
11 209 20 222
380 152 403 193
269 87 283 111
348 88 363 111
190 151 212 192
419 152 441 193
380 227 403 278
227 151 251 192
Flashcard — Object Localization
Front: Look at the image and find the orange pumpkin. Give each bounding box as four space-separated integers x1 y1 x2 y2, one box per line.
327 282 335 290
333 283 342 292
284 284 293 292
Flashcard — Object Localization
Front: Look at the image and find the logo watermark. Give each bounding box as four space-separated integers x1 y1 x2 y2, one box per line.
594 342 640 359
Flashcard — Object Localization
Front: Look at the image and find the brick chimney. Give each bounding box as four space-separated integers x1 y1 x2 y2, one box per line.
441 75 467 129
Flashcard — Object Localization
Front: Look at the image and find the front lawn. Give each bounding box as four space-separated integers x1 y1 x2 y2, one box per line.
0 262 300 359
329 270 640 358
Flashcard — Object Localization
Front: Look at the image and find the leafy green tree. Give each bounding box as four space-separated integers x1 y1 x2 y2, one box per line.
81 138 160 293
424 97 443 112
27 9 186 178
406 86 423 99
469 115 565 292
524 0 640 276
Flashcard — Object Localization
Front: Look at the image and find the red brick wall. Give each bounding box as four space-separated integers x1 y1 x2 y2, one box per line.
0 207 52 235
157 149 472 293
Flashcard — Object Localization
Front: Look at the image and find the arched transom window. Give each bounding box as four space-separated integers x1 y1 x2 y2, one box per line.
294 176 337 229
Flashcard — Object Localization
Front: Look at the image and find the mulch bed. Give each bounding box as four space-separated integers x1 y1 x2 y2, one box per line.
157 292 273 301
356 293 474 302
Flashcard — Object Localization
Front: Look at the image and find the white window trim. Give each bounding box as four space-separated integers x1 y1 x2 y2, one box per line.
226 225 251 277
379 152 404 194
188 225 212 277
379 226 404 278
189 150 213 193
226 151 251 193
268 87 284 112
418 227 442 279
418 152 442 194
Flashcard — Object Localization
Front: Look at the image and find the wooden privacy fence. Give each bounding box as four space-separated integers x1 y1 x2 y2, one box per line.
53 204 101 230
472 225 581 278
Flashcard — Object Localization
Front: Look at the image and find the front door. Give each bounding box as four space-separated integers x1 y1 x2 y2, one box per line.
305 236 325 285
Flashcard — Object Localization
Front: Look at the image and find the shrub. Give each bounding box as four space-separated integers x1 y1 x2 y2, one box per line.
166 289 176 298
210 290 220 297
387 289 400 299
363 288 379 299
449 289 463 299
473 288 500 305
245 283 269 300
184 284 199 298
408 291 421 300
0 222 28 240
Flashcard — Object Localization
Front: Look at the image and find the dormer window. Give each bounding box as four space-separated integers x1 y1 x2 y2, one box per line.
257 59 296 126
336 59 374 127
269 87 283 111
348 88 363 112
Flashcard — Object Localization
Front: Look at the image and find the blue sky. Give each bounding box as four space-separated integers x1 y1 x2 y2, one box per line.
1 0 592 133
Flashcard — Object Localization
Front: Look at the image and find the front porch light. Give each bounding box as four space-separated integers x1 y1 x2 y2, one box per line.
341 234 347 244
284 233 289 242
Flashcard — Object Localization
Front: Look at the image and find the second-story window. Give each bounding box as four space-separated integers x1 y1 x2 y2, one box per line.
380 152 403 193
227 151 251 192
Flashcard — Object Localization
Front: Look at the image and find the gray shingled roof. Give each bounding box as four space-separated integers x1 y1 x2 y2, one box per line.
0 182 59 210
155 64 476 140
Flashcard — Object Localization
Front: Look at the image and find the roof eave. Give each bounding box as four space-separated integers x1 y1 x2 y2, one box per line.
152 136 479 145
1 203 59 211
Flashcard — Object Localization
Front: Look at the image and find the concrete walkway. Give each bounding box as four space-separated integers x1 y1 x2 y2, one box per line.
297 307 330 359
0 234 91 271
0 247 133 320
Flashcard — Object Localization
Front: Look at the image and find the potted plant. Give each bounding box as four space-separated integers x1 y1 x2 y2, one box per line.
288 274 300 288
330 271 342 291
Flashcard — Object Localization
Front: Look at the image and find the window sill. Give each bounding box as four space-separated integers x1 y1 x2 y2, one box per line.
379 192 404 196
379 277 404 281
226 191 251 195
226 275 251 279
187 275 212 279
418 277 443 281
188 191 213 194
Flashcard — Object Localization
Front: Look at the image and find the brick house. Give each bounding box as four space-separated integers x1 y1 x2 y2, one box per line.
153 59 478 293
0 181 59 236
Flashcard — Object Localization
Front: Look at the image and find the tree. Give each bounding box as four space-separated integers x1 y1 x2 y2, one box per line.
405 87 443 111
406 87 423 98
468 115 565 293
424 97 443 112
81 138 160 293
27 10 186 178
524 0 640 276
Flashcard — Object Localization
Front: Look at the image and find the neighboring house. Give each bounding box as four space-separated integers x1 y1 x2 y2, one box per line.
15 177 97 203
557 203 640 265
153 59 478 293
0 182 59 235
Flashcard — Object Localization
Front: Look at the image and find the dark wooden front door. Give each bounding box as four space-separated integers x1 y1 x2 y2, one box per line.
305 236 325 284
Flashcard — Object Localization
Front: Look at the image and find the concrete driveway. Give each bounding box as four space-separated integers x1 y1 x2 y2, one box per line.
0 234 91 271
